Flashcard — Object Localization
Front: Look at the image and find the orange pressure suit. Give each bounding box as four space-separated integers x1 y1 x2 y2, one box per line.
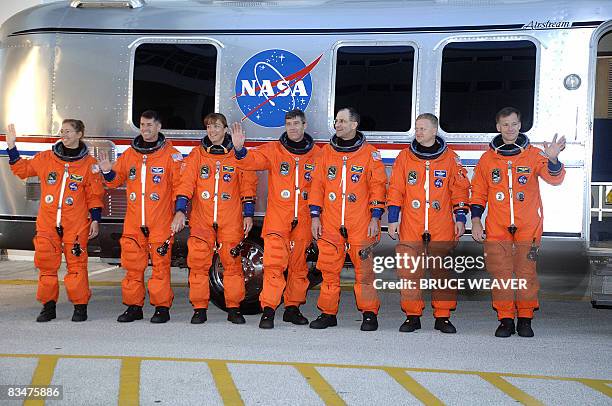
387 137 470 318
9 142 104 305
235 132 321 310
175 135 257 309
470 133 565 319
309 132 387 315
103 134 182 308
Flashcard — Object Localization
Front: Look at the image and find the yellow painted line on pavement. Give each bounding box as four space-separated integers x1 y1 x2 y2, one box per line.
24 354 58 406
577 379 612 398
384 367 444 405
0 279 38 285
118 357 141 406
478 372 544 405
3 353 611 385
294 364 346 405
3 352 611 406
207 360 244 406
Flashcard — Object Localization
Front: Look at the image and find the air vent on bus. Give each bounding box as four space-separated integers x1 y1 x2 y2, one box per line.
70 0 145 8
26 178 41 202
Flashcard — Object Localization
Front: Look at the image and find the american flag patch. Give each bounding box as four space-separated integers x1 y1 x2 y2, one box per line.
434 170 447 178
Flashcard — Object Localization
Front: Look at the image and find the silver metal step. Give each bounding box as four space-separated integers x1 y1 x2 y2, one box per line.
589 254 612 307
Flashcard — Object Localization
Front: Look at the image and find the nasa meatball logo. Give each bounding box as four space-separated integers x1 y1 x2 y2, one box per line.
234 49 322 128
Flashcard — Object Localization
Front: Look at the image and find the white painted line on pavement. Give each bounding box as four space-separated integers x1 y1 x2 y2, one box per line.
89 266 120 276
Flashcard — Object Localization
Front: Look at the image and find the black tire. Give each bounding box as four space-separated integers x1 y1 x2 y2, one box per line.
209 237 264 315
305 240 322 289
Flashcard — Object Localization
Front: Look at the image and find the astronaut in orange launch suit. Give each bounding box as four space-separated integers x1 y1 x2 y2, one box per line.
173 113 257 325
232 109 321 329
98 110 183 324
6 120 104 322
308 107 387 331
387 113 470 334
471 107 566 338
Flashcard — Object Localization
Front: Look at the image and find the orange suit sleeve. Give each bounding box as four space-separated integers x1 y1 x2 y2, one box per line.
10 152 44 179
367 147 387 212
85 161 105 210
169 147 185 202
533 147 565 186
308 147 327 210
104 151 128 189
448 152 471 212
174 148 199 200
236 144 272 171
386 150 407 208
239 168 258 203
470 155 490 210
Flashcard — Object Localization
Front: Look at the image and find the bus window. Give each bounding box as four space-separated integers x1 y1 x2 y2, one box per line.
334 45 415 132
440 40 536 133
132 43 217 130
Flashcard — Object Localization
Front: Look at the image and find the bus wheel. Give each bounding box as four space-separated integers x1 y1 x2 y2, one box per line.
305 239 322 289
209 237 264 315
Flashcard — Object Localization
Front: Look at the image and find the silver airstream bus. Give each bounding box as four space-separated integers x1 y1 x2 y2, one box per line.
1 0 611 311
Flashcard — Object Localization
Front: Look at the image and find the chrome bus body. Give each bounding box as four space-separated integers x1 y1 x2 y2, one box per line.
0 0 610 265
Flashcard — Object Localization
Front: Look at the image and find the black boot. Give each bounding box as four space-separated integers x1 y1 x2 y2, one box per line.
495 318 516 337
227 308 246 324
71 304 88 322
434 317 456 334
36 301 56 322
282 306 308 325
259 307 275 329
150 306 170 323
399 316 421 332
191 308 207 324
360 311 378 331
517 317 534 337
117 305 143 323
309 313 337 329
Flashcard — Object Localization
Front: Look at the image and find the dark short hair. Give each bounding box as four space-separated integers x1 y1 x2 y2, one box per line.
285 109 306 122
62 119 85 135
495 107 521 123
338 107 360 126
416 113 439 129
203 112 228 128
141 110 161 123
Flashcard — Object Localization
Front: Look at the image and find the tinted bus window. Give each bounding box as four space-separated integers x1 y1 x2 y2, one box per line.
132 43 217 130
440 40 536 133
335 46 414 132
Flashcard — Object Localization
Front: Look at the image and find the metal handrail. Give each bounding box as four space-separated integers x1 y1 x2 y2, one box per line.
70 0 146 8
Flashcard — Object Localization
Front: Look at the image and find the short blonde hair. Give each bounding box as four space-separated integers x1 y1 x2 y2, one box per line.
416 113 438 128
